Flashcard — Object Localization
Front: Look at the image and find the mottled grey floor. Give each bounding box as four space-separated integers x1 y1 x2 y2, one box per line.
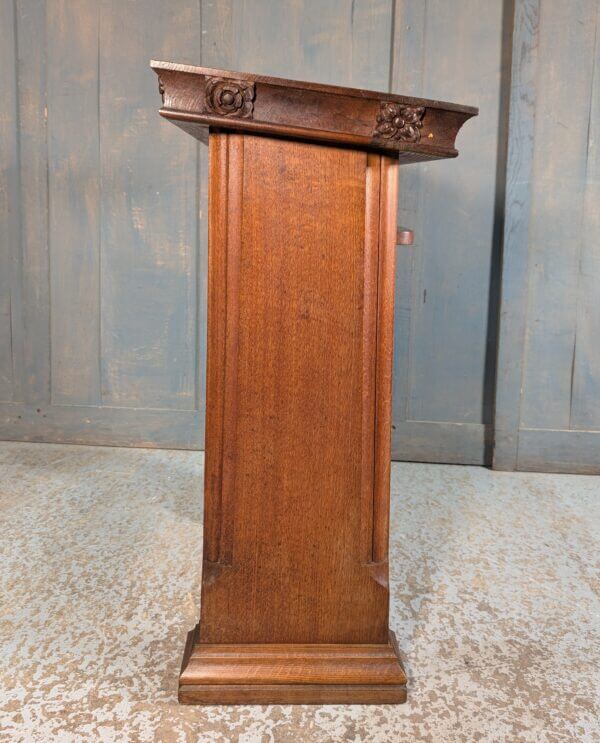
0 442 599 742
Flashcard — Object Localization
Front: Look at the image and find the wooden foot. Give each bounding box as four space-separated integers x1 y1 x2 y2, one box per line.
178 627 407 705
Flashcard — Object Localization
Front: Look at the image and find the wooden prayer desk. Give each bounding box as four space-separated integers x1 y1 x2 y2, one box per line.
152 60 476 705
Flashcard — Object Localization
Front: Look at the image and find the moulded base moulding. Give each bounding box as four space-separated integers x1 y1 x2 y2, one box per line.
179 683 407 705
178 626 407 705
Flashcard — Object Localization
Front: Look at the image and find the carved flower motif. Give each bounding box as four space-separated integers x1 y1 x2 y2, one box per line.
374 102 425 143
205 77 255 118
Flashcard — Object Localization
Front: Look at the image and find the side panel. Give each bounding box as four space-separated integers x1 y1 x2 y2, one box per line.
200 133 395 644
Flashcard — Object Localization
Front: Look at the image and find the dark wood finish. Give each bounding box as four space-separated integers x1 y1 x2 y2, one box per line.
152 61 477 162
152 63 475 705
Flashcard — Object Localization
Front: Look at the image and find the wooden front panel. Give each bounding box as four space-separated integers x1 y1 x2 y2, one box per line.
201 132 397 644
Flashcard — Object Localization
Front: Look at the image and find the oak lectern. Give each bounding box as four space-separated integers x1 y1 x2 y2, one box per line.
151 60 476 705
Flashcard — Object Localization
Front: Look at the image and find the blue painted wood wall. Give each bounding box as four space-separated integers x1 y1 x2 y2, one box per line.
0 0 598 473
495 0 600 473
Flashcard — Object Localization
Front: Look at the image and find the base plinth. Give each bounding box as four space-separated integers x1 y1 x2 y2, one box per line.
178 627 407 705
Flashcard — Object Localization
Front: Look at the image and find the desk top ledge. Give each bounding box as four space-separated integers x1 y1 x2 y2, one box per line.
151 60 478 162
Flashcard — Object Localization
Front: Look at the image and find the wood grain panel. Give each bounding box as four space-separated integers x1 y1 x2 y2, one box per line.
179 684 407 705
202 132 229 562
406 0 503 425
373 155 398 561
391 0 427 452
360 154 380 564
4 0 597 472
199 134 389 644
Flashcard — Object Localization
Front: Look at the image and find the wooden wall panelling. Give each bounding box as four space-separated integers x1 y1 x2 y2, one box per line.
565 0 600 433
199 134 393 645
518 0 598 433
201 0 393 89
517 429 600 475
0 0 22 403
16 0 50 407
493 0 541 470
391 0 510 463
1 0 205 447
390 0 428 460
47 0 101 406
99 0 199 412
3 0 597 471
1 0 395 448
496 0 600 473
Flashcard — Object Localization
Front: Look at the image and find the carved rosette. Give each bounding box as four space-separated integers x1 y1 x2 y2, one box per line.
205 77 255 118
374 102 425 143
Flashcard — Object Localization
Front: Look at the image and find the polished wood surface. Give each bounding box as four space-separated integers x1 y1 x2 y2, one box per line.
179 627 406 704
201 132 395 646
184 130 403 703
153 64 475 704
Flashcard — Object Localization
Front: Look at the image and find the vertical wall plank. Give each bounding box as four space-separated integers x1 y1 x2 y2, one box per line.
99 0 200 411
391 0 427 433
410 0 503 424
519 0 598 430
16 0 50 404
0 0 21 402
47 0 101 405
348 0 393 90
200 0 235 69
493 0 540 469
496 0 600 472
203 0 392 88
569 5 600 430
391 0 508 463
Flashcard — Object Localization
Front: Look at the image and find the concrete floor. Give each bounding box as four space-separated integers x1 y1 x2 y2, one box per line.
0 442 598 742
